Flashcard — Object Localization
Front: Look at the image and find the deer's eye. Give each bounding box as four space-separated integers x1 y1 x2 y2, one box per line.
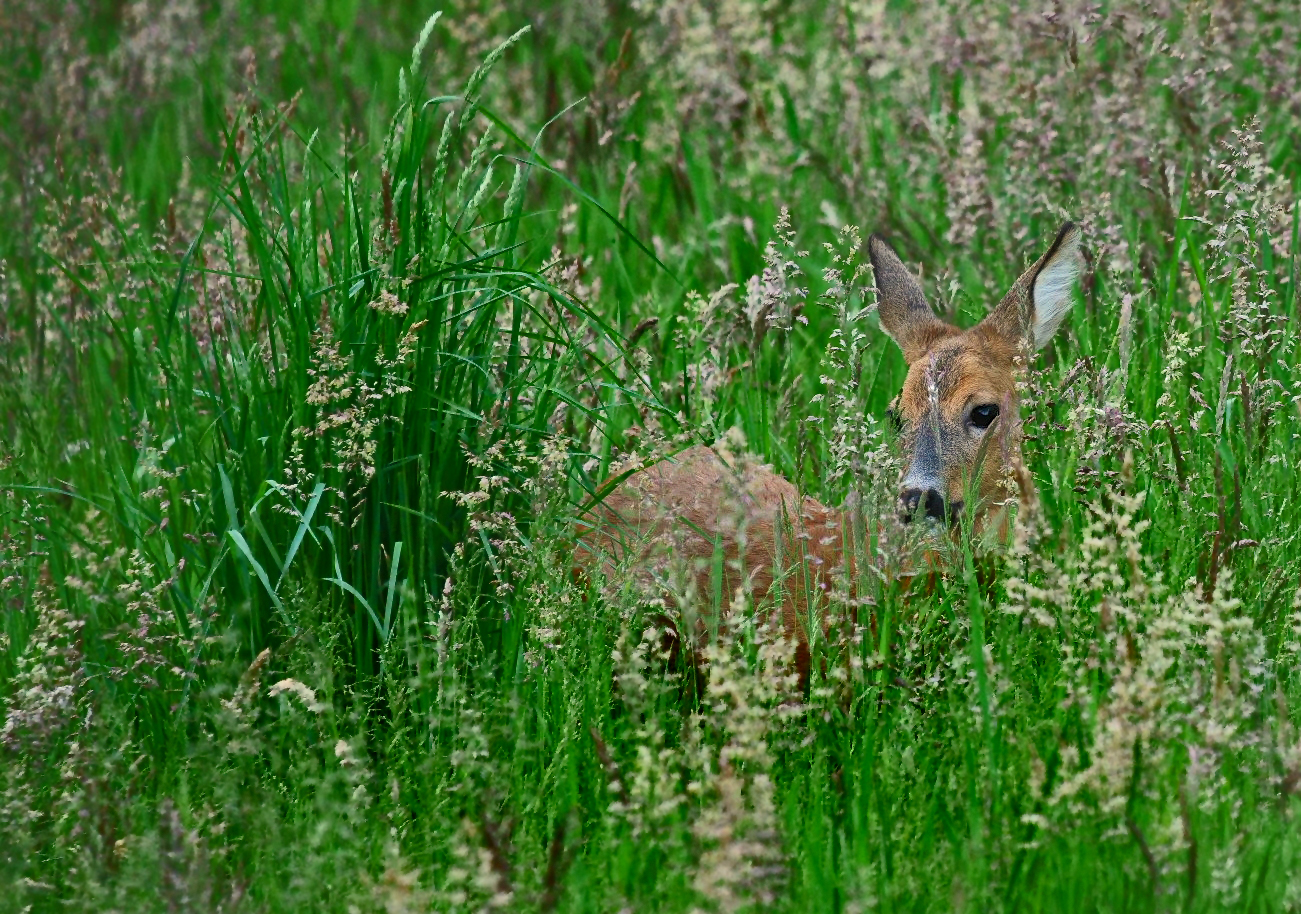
969 403 1000 430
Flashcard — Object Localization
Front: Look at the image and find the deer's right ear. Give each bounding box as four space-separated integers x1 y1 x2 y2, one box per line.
868 234 952 363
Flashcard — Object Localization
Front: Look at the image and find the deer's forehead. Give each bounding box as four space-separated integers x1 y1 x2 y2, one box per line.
897 339 1012 414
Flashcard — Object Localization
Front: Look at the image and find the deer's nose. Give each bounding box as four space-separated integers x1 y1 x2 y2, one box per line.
900 488 962 526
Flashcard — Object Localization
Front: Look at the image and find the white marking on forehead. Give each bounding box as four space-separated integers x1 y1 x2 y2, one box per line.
925 353 941 412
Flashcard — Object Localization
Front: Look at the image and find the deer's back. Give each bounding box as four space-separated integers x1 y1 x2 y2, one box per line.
576 445 848 647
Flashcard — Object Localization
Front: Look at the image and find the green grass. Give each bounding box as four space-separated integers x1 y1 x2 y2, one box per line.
2 1 1300 911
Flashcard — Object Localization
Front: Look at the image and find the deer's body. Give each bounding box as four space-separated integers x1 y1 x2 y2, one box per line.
578 223 1085 669
580 445 850 656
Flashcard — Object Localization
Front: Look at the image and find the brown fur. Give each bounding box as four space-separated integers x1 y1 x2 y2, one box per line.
576 223 1084 676
891 326 1023 535
576 446 849 679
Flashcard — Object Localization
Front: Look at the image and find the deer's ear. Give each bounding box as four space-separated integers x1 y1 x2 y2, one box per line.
868 234 953 363
986 222 1084 350
1026 222 1084 348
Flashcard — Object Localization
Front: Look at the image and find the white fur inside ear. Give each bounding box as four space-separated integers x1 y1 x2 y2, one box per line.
1032 230 1083 349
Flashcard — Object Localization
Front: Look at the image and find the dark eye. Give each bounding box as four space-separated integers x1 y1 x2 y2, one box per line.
969 404 1000 429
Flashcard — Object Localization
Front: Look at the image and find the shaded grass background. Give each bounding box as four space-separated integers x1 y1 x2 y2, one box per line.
1 1 1300 911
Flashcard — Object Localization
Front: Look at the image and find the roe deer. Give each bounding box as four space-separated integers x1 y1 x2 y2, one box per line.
577 222 1084 676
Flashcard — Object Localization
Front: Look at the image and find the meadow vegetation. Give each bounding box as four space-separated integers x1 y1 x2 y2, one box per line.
2 1 1300 910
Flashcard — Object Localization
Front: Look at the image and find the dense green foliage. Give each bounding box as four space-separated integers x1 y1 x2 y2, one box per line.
2 1 1300 911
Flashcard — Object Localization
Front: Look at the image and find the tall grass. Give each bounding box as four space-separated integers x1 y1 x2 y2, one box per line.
2 1 1300 911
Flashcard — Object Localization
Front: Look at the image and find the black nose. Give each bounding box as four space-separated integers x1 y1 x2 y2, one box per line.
900 488 962 525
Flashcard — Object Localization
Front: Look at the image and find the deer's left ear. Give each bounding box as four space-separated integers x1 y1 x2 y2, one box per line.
985 222 1084 350
868 233 955 363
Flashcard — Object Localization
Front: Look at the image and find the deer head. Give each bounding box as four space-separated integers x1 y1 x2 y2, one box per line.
868 223 1084 535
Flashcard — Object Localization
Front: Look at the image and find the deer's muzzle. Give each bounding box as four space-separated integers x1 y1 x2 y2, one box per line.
900 487 963 527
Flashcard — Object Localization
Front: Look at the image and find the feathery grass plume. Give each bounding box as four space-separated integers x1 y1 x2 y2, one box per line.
687 589 801 912
606 623 689 843
1283 586 1301 669
111 0 206 96
108 550 200 690
267 678 326 714
220 647 271 727
519 436 588 663
1 577 85 760
676 284 741 435
356 841 430 914
746 208 808 348
944 97 994 248
1002 496 1068 630
811 220 905 607
149 796 227 913
674 210 808 445
812 223 883 491
289 308 418 532
630 0 773 155
0 576 86 897
334 735 375 827
1038 470 1276 892
1202 117 1293 444
437 817 515 911
441 436 537 600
